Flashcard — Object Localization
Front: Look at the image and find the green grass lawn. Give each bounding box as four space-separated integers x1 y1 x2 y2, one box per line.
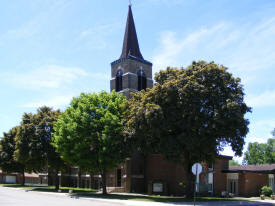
0 184 97 193
72 193 250 202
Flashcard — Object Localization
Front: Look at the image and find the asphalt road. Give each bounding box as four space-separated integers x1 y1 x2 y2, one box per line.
0 187 123 206
1 187 275 206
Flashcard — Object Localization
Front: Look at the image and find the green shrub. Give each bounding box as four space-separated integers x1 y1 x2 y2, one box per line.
261 186 273 197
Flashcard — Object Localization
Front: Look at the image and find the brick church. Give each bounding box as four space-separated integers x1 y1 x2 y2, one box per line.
100 4 232 195
3 4 274 197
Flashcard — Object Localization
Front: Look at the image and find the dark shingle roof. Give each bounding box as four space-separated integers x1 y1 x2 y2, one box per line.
120 5 143 60
226 164 275 173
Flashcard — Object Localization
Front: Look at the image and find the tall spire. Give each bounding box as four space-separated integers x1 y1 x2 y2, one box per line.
120 4 144 60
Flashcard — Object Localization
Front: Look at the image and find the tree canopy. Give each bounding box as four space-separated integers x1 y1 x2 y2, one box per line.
13 106 62 188
125 61 251 195
243 137 275 165
53 91 128 194
229 160 240 166
0 127 24 174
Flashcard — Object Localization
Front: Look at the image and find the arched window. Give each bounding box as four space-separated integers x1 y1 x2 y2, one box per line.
137 69 147 91
116 70 123 92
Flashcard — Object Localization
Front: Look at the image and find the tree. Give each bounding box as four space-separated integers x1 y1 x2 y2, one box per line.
271 128 275 138
264 138 275 164
229 160 240 166
14 113 35 185
0 127 25 184
243 142 266 165
32 106 63 190
53 91 128 194
243 137 275 165
14 107 63 189
125 61 251 196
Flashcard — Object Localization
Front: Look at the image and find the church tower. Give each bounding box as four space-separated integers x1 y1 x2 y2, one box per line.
110 4 153 98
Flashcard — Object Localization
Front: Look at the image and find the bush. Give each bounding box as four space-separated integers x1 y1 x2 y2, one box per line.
261 186 273 197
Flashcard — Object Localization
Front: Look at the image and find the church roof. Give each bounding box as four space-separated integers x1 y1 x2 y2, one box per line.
120 5 144 60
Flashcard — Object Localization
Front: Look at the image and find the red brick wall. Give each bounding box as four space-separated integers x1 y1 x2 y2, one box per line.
146 154 187 195
240 173 268 197
106 155 230 195
213 158 229 195
145 155 230 195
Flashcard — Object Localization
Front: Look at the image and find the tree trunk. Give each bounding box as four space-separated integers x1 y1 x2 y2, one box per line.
48 170 54 186
55 170 59 190
143 154 147 193
185 170 195 198
21 168 25 186
184 160 195 198
77 168 81 188
90 173 94 189
101 170 107 195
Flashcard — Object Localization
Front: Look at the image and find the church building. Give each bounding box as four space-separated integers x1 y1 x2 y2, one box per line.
102 4 231 195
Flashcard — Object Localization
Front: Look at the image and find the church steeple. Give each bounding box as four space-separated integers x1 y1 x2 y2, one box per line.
110 4 153 99
120 5 143 60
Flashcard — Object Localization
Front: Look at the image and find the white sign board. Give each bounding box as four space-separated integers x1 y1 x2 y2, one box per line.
5 176 16 184
192 163 202 175
153 183 163 193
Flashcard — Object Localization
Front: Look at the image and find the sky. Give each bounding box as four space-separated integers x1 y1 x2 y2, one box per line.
0 0 275 162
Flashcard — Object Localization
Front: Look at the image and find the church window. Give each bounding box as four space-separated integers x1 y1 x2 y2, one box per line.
116 70 123 92
137 69 147 91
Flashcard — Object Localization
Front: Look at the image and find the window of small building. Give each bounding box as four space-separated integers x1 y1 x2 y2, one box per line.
116 70 123 92
137 69 147 91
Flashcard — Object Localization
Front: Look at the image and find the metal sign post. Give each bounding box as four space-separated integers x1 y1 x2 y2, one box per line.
192 163 202 206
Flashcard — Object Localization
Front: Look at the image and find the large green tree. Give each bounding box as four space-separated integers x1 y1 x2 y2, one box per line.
243 142 266 165
53 91 128 194
14 107 63 189
32 106 63 190
264 138 275 164
14 113 35 185
0 127 25 184
125 61 251 196
243 137 275 165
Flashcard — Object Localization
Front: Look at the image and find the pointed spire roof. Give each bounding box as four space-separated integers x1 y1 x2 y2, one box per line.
120 5 144 60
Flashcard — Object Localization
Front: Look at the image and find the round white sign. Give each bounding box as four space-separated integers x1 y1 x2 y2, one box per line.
192 163 202 175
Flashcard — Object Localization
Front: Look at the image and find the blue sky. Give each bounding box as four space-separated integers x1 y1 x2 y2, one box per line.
0 0 275 161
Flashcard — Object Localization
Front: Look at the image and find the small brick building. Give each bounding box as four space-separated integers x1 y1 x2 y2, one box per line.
223 164 275 197
0 170 39 185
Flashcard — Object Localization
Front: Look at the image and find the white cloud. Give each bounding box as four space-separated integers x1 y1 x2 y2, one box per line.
22 95 73 109
248 119 275 139
77 23 122 50
0 0 71 46
0 20 41 45
246 90 275 108
152 23 230 73
220 119 275 162
152 16 275 74
248 137 266 144
6 65 88 90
